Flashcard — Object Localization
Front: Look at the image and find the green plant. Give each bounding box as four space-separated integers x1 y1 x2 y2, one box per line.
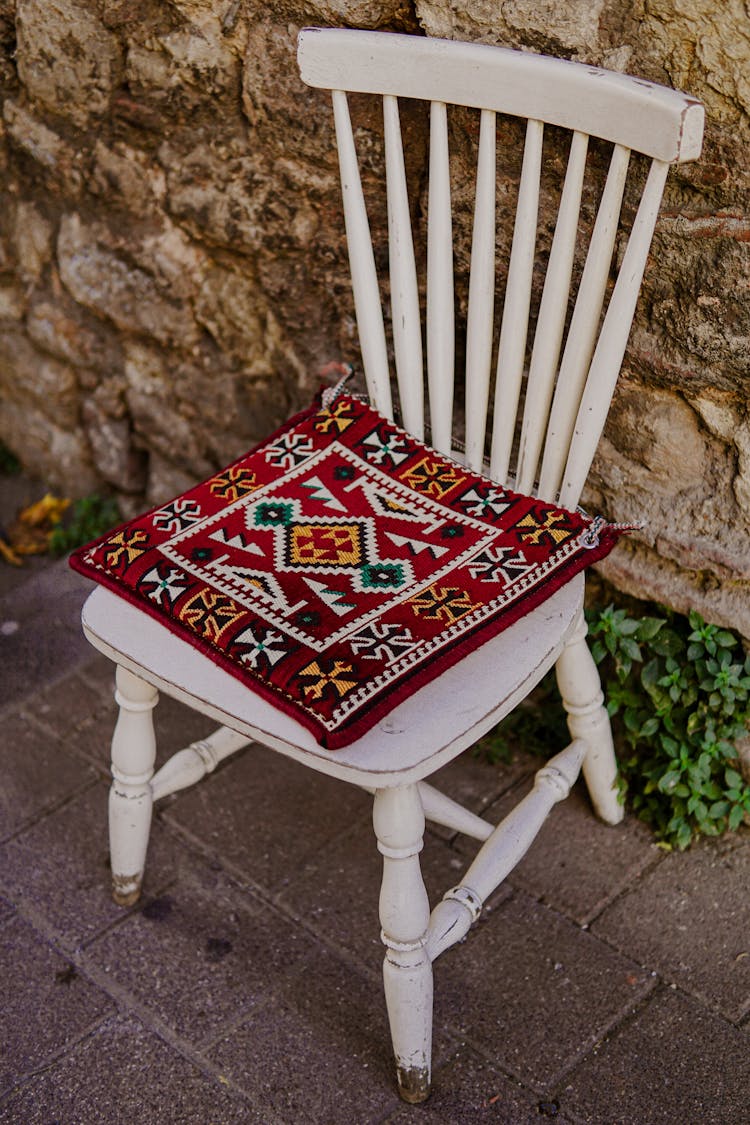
49 494 121 556
588 605 750 849
0 440 21 475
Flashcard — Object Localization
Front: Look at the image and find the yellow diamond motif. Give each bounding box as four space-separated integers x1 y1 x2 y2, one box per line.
288 522 365 567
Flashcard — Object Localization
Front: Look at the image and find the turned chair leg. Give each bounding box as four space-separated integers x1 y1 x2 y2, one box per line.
556 613 623 826
373 785 433 1104
109 665 159 905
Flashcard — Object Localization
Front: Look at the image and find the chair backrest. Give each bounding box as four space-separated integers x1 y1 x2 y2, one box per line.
297 28 703 508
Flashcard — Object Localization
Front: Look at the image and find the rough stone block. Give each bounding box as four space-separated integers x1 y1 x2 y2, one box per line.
26 299 122 374
57 214 200 348
0 328 80 428
16 0 123 126
12 201 53 284
2 99 82 192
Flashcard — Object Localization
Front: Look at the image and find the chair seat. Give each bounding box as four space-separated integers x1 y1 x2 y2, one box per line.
82 573 583 788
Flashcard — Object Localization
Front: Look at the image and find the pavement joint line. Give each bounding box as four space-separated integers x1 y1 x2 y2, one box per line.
53 943 285 1120
1 1003 277 1124
418 1033 566 1114
548 981 679 1102
544 973 661 1094
0 1011 115 1103
75 874 182 953
0 775 101 850
17 715 112 781
191 987 283 1054
449 887 663 1092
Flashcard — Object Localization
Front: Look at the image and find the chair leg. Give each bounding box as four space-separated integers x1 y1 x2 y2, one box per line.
555 613 623 826
109 665 159 905
373 785 433 1104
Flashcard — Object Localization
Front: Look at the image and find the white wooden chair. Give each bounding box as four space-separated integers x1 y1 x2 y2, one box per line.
79 29 703 1103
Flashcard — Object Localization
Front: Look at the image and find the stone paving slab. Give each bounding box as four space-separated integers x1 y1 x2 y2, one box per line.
468 780 663 925
207 945 402 1122
433 889 655 1091
560 987 750 1124
3 574 750 1123
592 834 750 1021
277 815 483 977
383 1044 575 1125
164 743 373 895
0 783 188 950
33 668 113 744
0 1015 269 1125
0 558 94 708
83 857 317 1044
0 914 113 1096
0 707 97 841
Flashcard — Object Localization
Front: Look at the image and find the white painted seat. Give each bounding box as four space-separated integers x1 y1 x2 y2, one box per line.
79 28 703 1104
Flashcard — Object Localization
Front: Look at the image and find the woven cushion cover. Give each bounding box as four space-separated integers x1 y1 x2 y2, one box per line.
71 392 626 749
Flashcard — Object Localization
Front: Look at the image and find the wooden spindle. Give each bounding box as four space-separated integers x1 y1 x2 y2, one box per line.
464 108 497 471
384 94 424 439
538 143 630 500
516 130 588 494
426 100 454 454
490 118 544 483
374 785 433 1103
559 158 669 507
109 666 158 906
332 89 393 419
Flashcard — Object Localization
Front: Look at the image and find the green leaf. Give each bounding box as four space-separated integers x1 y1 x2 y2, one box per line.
658 770 681 792
728 805 745 831
686 711 703 736
620 638 642 662
637 617 666 641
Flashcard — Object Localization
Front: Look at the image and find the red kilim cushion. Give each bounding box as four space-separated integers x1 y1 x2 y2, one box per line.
71 390 627 749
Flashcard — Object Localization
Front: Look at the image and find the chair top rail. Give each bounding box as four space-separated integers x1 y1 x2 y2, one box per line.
298 28 703 164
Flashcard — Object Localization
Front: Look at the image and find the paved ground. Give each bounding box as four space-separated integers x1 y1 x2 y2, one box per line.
1 515 749 1122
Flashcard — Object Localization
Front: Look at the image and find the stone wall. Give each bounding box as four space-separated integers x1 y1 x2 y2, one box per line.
0 0 748 633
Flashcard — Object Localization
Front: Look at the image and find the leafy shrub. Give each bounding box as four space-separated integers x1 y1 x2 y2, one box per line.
589 605 750 849
476 603 750 850
49 495 121 556
0 440 21 475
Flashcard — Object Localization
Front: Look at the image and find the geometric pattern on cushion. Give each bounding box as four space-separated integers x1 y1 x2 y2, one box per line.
70 391 628 749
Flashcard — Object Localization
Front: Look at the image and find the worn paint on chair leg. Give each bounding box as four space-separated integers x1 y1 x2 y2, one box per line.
373 785 433 1103
556 613 623 825
109 665 158 905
